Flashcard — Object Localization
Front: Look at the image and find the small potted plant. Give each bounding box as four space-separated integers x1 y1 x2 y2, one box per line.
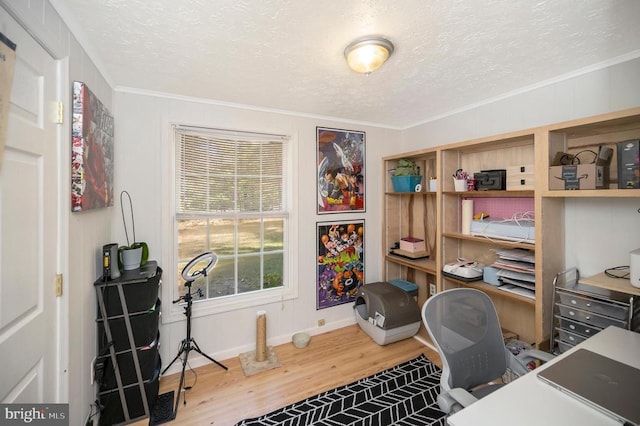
391 158 422 192
118 190 149 270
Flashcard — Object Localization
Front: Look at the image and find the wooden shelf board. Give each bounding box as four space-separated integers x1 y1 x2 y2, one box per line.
443 277 536 306
578 272 640 296
442 232 535 250
443 190 534 197
385 254 437 275
385 191 435 196
541 189 640 198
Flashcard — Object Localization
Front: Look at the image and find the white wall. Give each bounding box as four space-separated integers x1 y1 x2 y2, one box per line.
113 91 401 370
402 56 640 277
402 56 640 147
8 1 640 423
2 1 115 424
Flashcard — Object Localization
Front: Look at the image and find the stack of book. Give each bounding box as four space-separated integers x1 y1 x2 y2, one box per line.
491 248 535 299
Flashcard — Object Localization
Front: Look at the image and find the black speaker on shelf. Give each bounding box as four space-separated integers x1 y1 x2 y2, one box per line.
102 243 120 281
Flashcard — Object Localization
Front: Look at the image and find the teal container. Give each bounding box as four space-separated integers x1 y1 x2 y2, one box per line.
391 175 422 192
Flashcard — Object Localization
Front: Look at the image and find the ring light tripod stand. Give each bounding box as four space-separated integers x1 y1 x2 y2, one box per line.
162 252 228 418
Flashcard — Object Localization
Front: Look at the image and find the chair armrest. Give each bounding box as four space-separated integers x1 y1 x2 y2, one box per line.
508 348 556 376
446 387 478 408
517 349 555 364
437 387 478 414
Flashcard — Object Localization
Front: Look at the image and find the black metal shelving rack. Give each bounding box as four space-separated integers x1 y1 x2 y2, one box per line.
94 261 162 425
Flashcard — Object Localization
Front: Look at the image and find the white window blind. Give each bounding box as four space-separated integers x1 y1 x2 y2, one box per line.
175 126 288 215
173 125 290 304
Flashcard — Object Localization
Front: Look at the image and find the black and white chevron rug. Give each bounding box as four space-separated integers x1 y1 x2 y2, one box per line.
235 353 446 426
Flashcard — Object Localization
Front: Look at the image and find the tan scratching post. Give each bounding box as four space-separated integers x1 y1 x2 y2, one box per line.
239 310 281 376
256 310 267 362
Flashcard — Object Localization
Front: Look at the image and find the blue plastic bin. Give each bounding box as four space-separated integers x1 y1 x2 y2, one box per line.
391 175 422 192
388 279 419 296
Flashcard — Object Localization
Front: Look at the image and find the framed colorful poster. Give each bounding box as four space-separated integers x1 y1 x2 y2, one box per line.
316 220 365 310
71 81 114 212
316 127 365 214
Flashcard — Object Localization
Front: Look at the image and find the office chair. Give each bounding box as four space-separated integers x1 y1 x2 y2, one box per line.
422 288 554 414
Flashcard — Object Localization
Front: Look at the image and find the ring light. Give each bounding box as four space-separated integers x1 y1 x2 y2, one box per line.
181 252 218 282
165 250 228 416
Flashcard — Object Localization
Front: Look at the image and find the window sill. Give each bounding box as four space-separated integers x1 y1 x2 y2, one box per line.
161 285 297 323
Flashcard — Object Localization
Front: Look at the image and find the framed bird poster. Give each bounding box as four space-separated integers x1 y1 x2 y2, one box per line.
316 127 365 214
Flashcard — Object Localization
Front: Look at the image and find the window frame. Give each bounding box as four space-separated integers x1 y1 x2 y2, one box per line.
162 123 298 323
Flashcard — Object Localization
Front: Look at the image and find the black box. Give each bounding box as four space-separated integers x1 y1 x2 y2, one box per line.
98 337 160 392
97 300 161 353
474 169 506 190
95 263 162 317
98 358 160 426
617 139 640 189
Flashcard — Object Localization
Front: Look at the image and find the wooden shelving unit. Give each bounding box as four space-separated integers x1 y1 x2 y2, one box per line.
439 131 539 344
383 106 640 349
382 151 438 342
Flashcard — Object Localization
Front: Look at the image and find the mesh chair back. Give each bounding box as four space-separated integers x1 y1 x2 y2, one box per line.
423 288 507 391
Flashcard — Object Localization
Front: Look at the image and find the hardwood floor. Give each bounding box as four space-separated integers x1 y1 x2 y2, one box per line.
135 325 440 426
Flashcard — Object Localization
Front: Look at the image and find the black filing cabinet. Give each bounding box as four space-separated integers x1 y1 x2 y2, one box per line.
551 268 640 354
94 261 162 425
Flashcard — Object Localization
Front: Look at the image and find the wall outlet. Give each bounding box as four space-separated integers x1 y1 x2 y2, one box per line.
318 318 325 327
429 283 437 296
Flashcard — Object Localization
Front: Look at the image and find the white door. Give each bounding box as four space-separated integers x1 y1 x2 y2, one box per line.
0 10 60 403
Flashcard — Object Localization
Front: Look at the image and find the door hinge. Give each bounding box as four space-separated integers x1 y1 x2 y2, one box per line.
55 102 64 124
55 274 63 297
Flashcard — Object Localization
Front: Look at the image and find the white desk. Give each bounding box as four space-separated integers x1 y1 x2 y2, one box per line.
447 326 640 426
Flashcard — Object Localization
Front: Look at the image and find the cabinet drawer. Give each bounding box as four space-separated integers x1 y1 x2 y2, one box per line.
557 290 630 320
558 328 587 346
506 164 535 190
557 316 602 337
557 304 627 329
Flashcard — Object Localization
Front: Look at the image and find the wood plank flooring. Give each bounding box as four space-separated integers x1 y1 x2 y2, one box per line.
134 325 440 426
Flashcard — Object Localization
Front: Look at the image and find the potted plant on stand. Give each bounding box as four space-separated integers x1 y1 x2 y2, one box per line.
391 158 423 192
118 190 149 271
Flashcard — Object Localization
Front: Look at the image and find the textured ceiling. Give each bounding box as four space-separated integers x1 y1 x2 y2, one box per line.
52 0 640 128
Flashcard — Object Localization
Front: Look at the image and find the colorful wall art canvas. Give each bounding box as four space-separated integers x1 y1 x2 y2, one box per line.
71 81 114 212
317 127 365 214
316 220 365 309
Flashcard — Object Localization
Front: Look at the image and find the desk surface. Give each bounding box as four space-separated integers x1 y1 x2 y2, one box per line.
447 326 640 426
578 272 640 296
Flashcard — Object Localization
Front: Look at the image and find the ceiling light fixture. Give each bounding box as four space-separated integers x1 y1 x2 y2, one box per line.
344 36 394 75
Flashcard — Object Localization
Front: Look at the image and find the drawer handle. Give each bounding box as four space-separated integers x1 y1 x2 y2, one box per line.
586 302 591 307
585 329 591 334
569 311 575 316
569 324 576 330
569 336 575 341
571 300 577 305
585 316 591 320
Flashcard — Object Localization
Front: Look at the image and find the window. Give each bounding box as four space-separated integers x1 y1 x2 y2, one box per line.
173 125 292 313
